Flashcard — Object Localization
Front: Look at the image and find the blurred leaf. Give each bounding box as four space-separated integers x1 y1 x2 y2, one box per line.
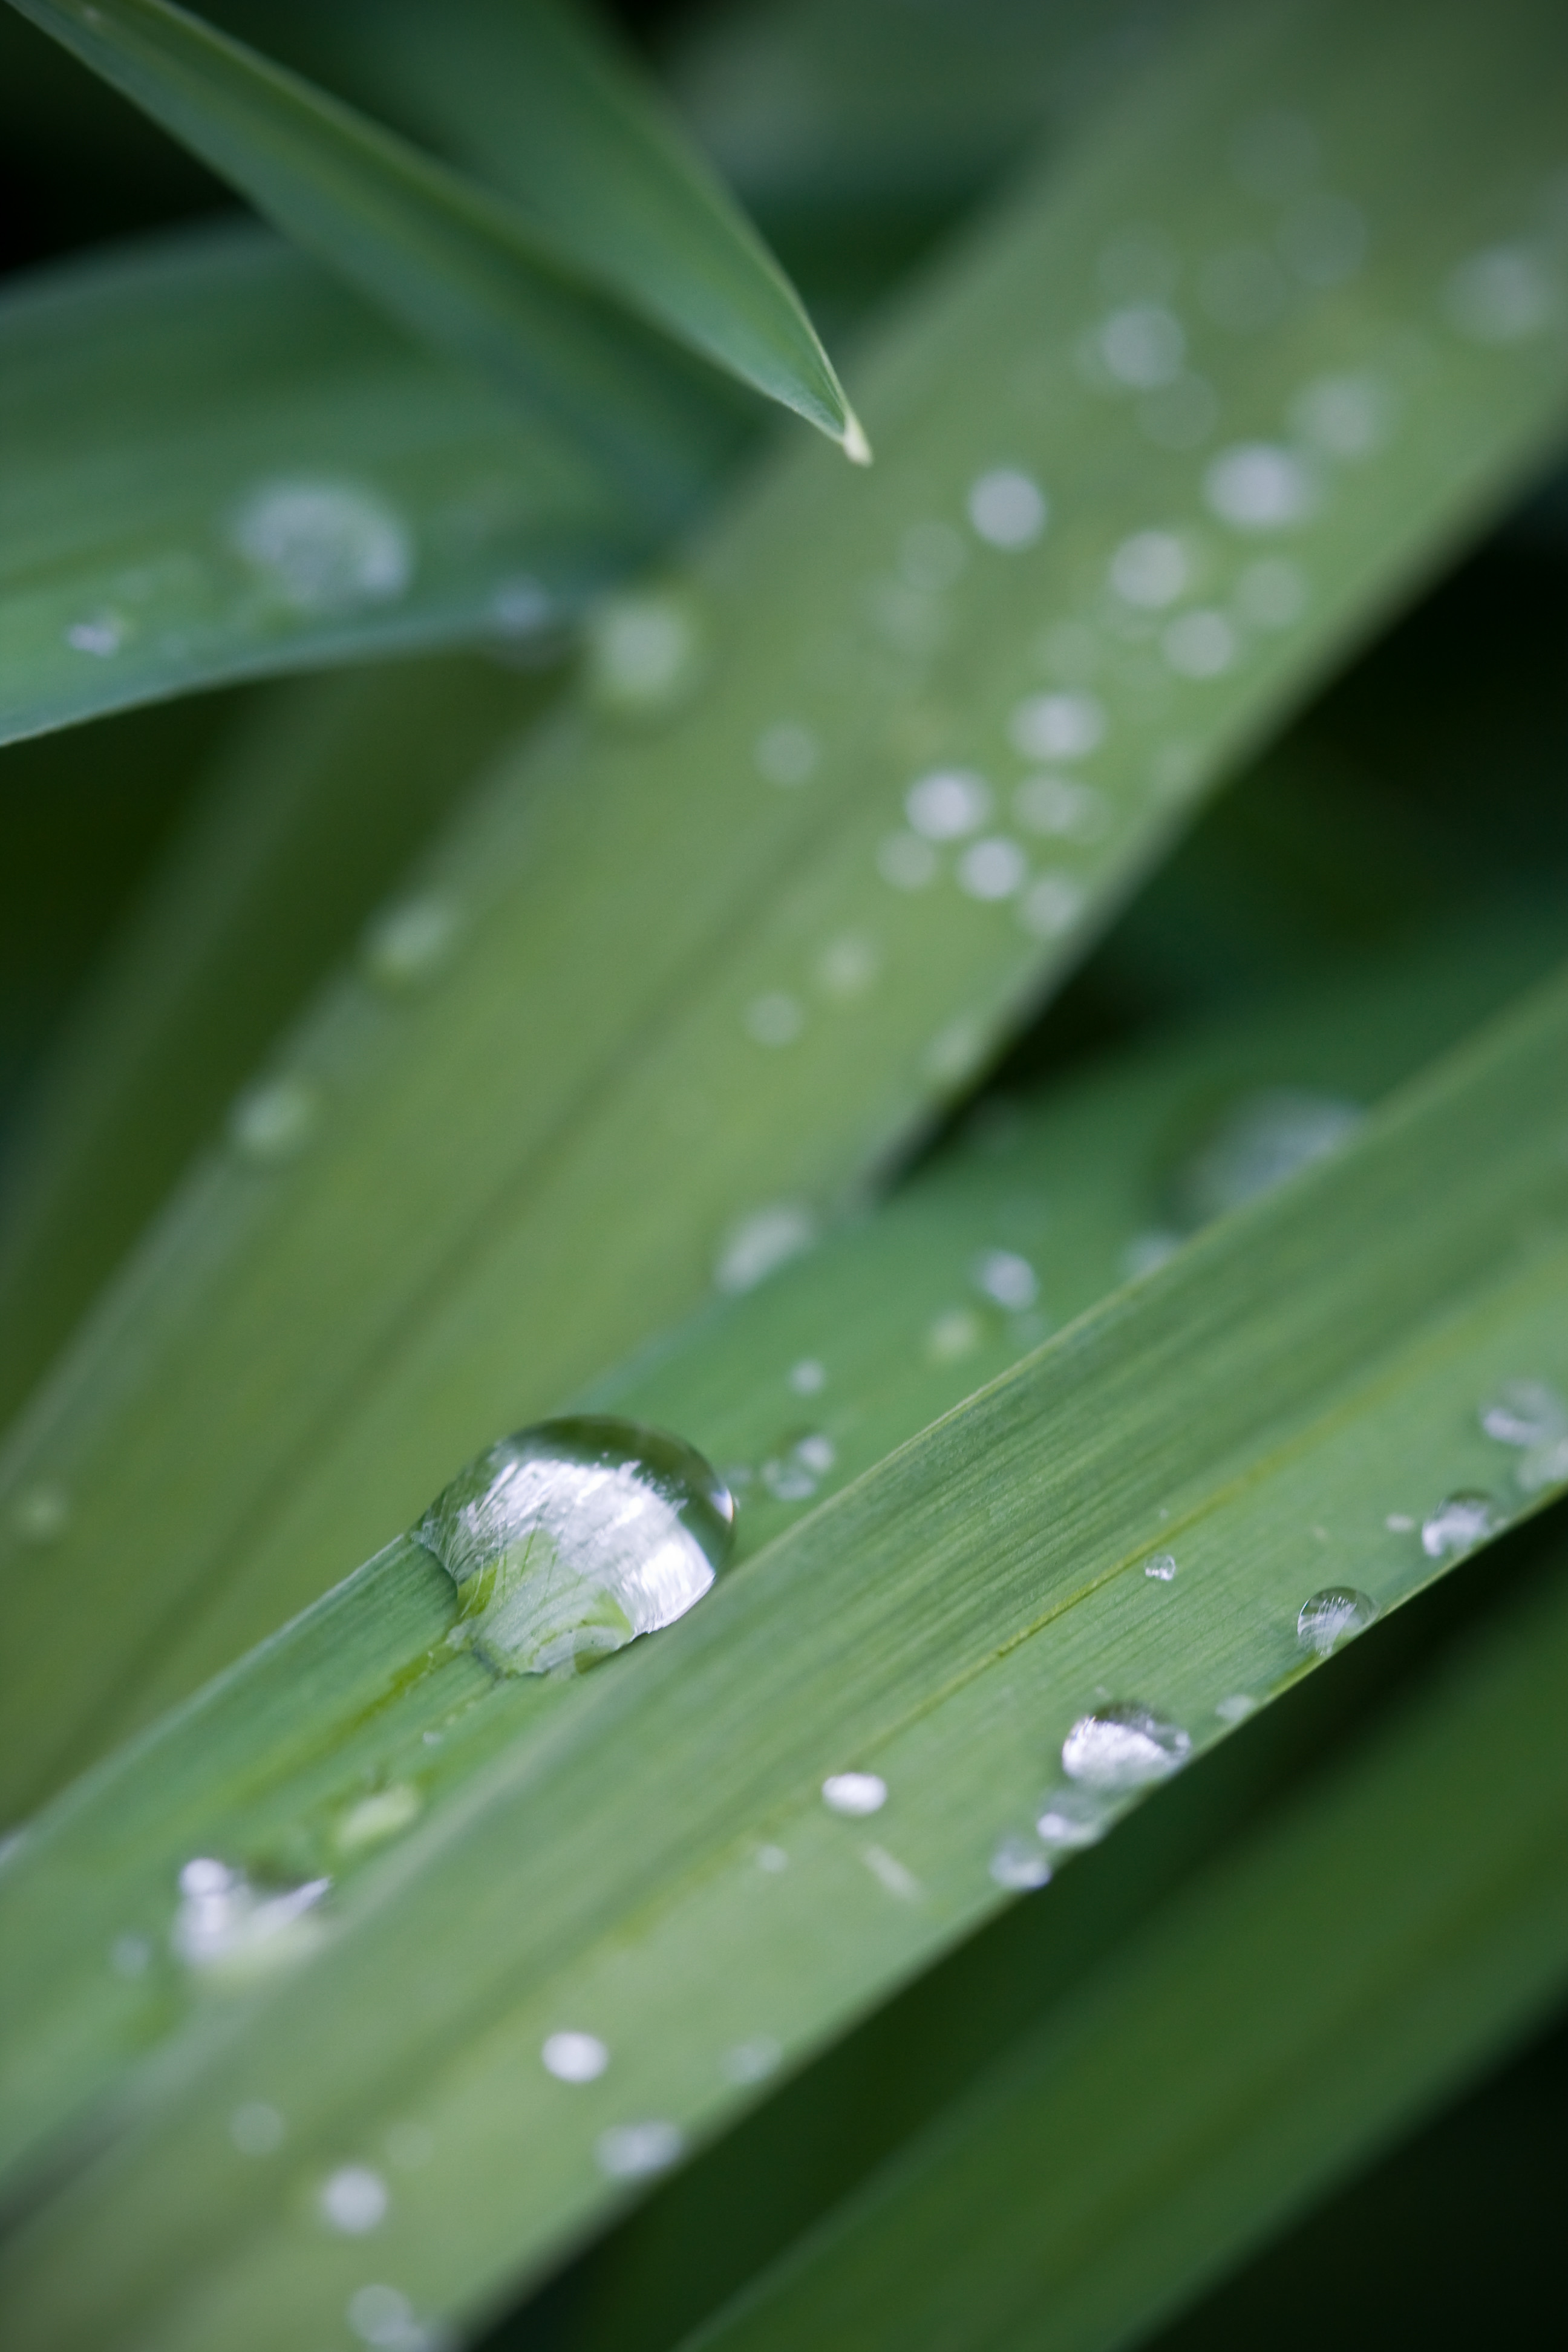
5 0 858 469
3 0 1566 1815
2 958 1566 2345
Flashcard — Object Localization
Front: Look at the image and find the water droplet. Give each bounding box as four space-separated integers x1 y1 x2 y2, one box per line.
755 1843 788 1873
822 1771 887 1817
1168 1089 1362 1228
229 1074 319 1165
336 1784 422 1855
815 933 880 999
11 1481 70 1546
541 2030 609 2083
586 589 704 718
232 479 412 612
1278 195 1367 287
362 898 459 991
65 610 128 657
1012 774 1109 840
1097 304 1186 388
1230 108 1321 199
974 1249 1037 1311
762 1432 834 1501
1162 609 1238 678
1008 692 1106 762
1444 246 1557 344
230 2100 285 2156
990 1834 1052 1889
1109 530 1190 609
789 1359 826 1395
1123 1229 1181 1279
745 992 805 1047
1215 1694 1257 1723
1296 1586 1378 1654
900 520 968 590
597 2122 684 2179
926 1307 983 1362
906 768 991 840
957 837 1028 901
924 1014 989 1089
967 469 1048 549
1290 373 1391 459
320 2165 390 2234
1205 443 1317 531
724 2036 782 2083
172 1858 330 1975
863 1844 920 1899
490 575 554 639
1420 1492 1500 1561
1036 1785 1112 1849
109 1930 151 1977
754 722 819 786
416 1417 734 1676
1144 1552 1178 1582
877 831 939 890
1199 246 1289 334
1061 1704 1191 1790
1516 1435 1568 1495
1235 557 1307 628
1018 872 1083 939
715 1204 817 1294
347 2283 422 2349
1478 1378 1567 1449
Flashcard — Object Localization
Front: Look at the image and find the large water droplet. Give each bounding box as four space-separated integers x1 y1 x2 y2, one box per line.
1420 1491 1500 1561
1060 1704 1191 1790
232 479 412 612
1478 1378 1568 1449
1296 1586 1377 1655
416 1418 733 1676
172 1857 329 1975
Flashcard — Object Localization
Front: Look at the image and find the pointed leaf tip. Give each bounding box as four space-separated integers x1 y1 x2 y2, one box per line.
841 413 874 467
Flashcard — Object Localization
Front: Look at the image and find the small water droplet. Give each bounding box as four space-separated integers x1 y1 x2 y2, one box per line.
863 1843 920 1899
715 1204 817 1294
990 1833 1052 1889
724 2036 782 2083
906 769 991 841
172 1858 330 1975
1162 609 1238 678
1444 246 1557 344
745 992 805 1047
974 1249 1037 1311
1061 1704 1191 1789
1144 1552 1178 1582
1168 1089 1362 1228
230 2100 285 2156
65 610 128 657
541 2030 609 2083
1420 1492 1500 1561
598 2122 684 2178
362 898 459 991
1204 443 1318 531
1017 872 1083 939
490 575 554 639
1008 692 1106 762
1109 530 1191 609
347 2283 422 2349
1289 373 1391 459
320 2165 390 2234
877 831 939 890
789 1359 826 1395
1036 1784 1112 1849
1516 1434 1568 1495
1215 1693 1257 1723
1478 1378 1567 1449
755 1843 788 1873
926 1307 983 1362
229 1074 319 1165
1097 304 1186 388
586 588 705 718
957 837 1028 901
754 722 818 786
336 1784 422 1855
11 1481 70 1545
822 1771 887 1817
967 469 1048 549
1123 1229 1181 1279
416 1417 734 1676
1296 1586 1378 1654
232 479 412 612
1012 773 1108 841
1234 556 1307 628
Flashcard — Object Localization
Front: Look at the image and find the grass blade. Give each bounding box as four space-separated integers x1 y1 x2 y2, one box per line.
0 221 678 745
4 0 852 474
2 0 1566 1813
2 960 1567 2345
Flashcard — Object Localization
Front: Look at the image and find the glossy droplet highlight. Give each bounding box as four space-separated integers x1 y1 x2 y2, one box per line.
1036 1784 1112 1849
1444 247 1556 344
232 479 412 612
362 898 459 991
1296 1586 1378 1655
319 2165 390 2234
1478 1379 1567 1449
541 2030 609 2083
1008 692 1106 762
990 1834 1052 1890
973 1249 1037 1311
416 1417 734 1676
1168 1089 1362 1229
1204 443 1317 531
822 1771 887 1817
598 2121 684 2178
229 1074 319 1165
1061 1704 1191 1791
1420 1492 1500 1561
1109 530 1189 608
724 2036 782 2084
906 768 991 840
715 1204 817 1294
967 469 1047 549
1144 1552 1178 1582
172 1857 329 1975
586 589 704 718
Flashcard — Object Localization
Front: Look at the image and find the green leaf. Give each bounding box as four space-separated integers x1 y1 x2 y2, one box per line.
0 221 682 745
4 0 860 467
3 0 1567 1815
0 653 553 1423
2 956 1566 2347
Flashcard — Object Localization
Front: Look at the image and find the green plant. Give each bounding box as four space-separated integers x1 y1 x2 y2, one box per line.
1 1 1566 2347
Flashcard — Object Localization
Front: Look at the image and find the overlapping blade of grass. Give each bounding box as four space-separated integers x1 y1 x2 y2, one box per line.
673 1521 1568 2352
2 964 1567 2347
4 0 1567 1814
5 0 857 469
0 653 554 1425
1 907 1547 2194
0 221 685 745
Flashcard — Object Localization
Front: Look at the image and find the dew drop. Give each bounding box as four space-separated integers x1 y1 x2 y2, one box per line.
347 2283 421 2348
1036 1785 1112 1849
232 479 412 612
957 837 1028 901
1012 774 1108 841
715 1204 817 1293
172 1858 330 1976
1420 1492 1501 1561
586 588 704 718
11 1481 70 1546
1008 691 1106 762
1144 1552 1178 1582
755 1843 788 1873
229 1074 319 1165
1215 1693 1257 1723
990 1833 1052 1890
1109 530 1190 609
1443 247 1557 344
754 721 818 786
336 1784 422 1855
541 2030 609 2083
926 1307 983 1362
1168 1089 1362 1229
230 2100 285 2156
822 1771 887 1817
906 768 991 840
1204 443 1317 531
65 610 128 657
597 2122 684 2178
1017 872 1083 939
320 2165 390 2234
724 2036 782 2083
815 933 880 999
1478 1378 1567 1449
974 1249 1037 1310
967 469 1048 549
1516 1436 1568 1496
1289 373 1391 460
1296 1586 1378 1655
1162 609 1238 678
416 1417 734 1676
789 1358 826 1395
863 1843 920 1899
362 898 459 991
1097 304 1186 388
490 575 554 639
1123 1229 1181 1279
1061 1704 1191 1790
